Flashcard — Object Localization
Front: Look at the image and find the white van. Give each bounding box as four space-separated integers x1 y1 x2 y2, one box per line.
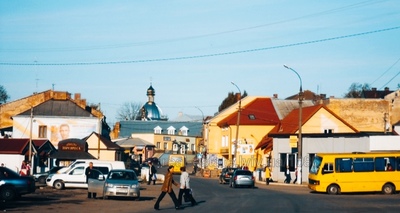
57 159 125 174
46 161 125 190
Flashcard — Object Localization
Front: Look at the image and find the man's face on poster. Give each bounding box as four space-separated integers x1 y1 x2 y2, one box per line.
60 124 70 140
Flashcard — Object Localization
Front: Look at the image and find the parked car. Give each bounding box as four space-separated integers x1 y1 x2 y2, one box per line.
229 169 255 188
33 166 65 184
88 169 140 200
219 167 238 184
0 166 36 201
47 161 125 190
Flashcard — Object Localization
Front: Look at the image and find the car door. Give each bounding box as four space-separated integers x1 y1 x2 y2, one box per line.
87 169 105 197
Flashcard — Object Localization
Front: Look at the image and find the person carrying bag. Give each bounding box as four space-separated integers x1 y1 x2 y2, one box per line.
178 166 197 207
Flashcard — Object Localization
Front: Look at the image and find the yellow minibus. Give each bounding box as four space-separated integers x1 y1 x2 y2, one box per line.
168 154 186 174
308 152 400 194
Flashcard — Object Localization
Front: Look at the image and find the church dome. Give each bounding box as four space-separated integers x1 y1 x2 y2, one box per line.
138 84 167 121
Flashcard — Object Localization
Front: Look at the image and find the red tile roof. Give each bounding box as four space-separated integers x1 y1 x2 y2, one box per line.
269 104 358 135
217 98 280 126
0 138 32 154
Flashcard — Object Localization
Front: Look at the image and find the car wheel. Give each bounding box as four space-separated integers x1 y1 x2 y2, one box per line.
382 183 395 194
327 184 340 195
0 186 17 201
54 180 64 190
38 176 47 184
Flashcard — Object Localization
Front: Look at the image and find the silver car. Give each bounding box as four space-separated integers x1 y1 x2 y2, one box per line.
88 169 140 200
229 169 255 188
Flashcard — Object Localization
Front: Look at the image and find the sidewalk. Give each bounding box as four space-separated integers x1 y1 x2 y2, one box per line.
255 178 307 187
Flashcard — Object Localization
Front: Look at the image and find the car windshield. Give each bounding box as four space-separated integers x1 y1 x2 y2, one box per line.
108 171 137 180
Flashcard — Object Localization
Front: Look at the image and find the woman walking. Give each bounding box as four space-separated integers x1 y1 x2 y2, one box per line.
154 166 180 210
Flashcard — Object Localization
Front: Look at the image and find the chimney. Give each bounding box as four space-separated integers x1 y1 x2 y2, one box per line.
74 93 81 100
372 88 377 91
273 94 278 99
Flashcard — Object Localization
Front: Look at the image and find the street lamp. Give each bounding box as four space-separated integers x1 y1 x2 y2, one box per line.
283 65 303 185
231 82 241 168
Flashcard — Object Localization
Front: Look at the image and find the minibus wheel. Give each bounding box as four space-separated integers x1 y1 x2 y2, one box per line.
382 183 395 194
327 184 340 195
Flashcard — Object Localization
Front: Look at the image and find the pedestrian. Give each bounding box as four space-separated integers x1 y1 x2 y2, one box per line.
154 166 180 210
19 160 29 176
284 166 291 184
147 161 157 185
85 162 97 199
293 167 298 184
178 166 197 207
265 166 271 185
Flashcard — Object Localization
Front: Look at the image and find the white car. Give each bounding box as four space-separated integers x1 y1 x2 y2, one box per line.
46 162 121 190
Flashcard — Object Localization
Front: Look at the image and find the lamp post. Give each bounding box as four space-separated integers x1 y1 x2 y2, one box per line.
283 65 303 185
231 82 241 168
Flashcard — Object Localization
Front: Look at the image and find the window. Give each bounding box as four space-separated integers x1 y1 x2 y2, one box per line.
167 126 176 135
154 126 162 134
376 157 395 171
156 142 161 149
280 153 295 172
163 142 168 150
335 158 353 172
38 125 47 138
324 129 333 134
353 158 374 172
180 126 188 136
163 137 171 141
248 114 256 120
323 163 334 172
221 136 228 147
191 144 195 151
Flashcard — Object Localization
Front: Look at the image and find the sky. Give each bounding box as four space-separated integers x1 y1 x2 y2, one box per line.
1 0 399 125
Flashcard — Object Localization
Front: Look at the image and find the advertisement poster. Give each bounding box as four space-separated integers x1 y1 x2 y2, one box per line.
12 117 99 148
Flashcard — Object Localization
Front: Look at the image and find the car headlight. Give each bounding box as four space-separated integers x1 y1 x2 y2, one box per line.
105 183 114 188
131 184 139 189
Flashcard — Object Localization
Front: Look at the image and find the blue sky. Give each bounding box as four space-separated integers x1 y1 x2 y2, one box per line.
1 0 399 125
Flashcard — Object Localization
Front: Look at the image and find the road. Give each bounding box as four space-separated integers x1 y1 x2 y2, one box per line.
1 172 400 213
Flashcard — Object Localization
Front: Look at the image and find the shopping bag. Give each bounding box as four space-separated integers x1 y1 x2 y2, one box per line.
184 189 192 202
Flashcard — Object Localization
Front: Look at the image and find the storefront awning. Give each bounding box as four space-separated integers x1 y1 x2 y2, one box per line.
50 151 96 160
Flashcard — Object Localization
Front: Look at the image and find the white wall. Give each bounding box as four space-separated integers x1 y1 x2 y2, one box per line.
0 154 25 173
272 136 370 184
369 135 400 151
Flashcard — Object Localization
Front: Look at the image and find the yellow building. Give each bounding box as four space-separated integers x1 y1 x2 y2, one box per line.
204 96 283 170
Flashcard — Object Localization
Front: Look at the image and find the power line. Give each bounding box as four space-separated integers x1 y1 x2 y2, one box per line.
1 0 382 53
1 26 399 66
370 56 400 85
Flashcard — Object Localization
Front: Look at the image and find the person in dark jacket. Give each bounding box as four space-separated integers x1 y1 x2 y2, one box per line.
85 162 97 199
154 166 180 210
148 161 157 185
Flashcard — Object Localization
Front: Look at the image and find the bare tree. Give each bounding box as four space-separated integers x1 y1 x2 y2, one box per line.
116 102 143 121
343 83 371 98
0 85 10 104
218 90 247 112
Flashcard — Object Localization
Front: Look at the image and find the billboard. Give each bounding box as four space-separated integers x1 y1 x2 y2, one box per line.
12 116 99 148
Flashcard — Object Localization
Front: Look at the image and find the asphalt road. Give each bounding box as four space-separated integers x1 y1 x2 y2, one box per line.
1 169 400 213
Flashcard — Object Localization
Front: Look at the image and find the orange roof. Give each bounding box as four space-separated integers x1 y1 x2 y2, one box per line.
269 104 358 134
217 98 280 126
